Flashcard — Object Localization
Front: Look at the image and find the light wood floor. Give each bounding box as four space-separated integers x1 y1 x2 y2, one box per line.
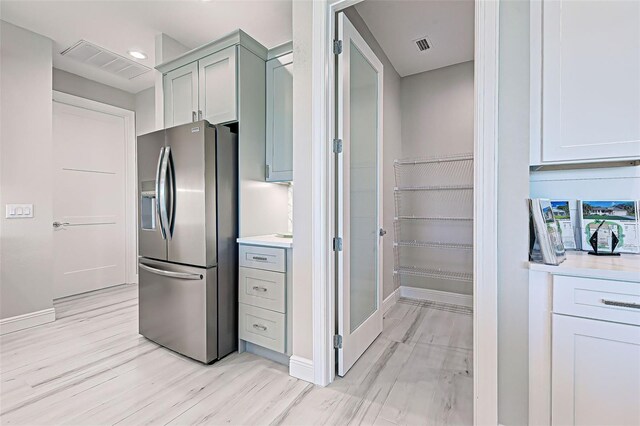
0 284 472 425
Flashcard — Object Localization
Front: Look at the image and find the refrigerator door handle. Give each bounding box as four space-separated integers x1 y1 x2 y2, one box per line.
139 262 203 280
167 147 176 237
158 146 171 240
155 146 167 239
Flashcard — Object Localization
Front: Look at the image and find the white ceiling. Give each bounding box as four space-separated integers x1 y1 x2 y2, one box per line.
0 0 292 94
354 0 474 77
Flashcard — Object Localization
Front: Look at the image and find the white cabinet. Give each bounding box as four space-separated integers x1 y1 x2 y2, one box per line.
529 259 640 426
552 314 640 426
163 62 198 127
163 47 237 127
531 0 640 164
265 52 293 182
198 46 237 124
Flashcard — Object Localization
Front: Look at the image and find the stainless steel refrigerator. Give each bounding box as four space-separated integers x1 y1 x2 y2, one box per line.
137 121 237 363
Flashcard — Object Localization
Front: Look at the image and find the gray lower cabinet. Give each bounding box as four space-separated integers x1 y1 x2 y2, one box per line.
238 244 292 357
265 52 293 182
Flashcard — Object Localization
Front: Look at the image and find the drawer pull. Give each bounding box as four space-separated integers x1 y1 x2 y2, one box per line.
252 256 268 261
252 286 268 293
252 324 267 331
601 299 640 310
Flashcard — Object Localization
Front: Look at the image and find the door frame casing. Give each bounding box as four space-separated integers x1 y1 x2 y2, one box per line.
311 1 500 425
52 91 138 286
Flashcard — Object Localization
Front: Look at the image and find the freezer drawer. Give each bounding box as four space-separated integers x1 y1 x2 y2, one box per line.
138 258 217 363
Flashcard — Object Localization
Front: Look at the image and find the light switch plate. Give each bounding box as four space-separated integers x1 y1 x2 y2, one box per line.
6 204 34 219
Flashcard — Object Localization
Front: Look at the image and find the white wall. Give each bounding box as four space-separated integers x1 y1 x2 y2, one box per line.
497 1 530 424
343 7 402 300
53 68 136 111
135 87 156 136
291 0 314 362
398 61 475 296
0 21 54 319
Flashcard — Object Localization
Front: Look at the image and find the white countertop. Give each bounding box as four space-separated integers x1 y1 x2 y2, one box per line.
529 251 640 283
236 234 293 249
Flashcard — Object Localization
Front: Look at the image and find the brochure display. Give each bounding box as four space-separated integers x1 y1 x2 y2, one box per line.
579 200 639 254
550 200 577 250
529 198 566 265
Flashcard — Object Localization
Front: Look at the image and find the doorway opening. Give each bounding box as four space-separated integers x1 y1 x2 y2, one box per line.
331 0 477 422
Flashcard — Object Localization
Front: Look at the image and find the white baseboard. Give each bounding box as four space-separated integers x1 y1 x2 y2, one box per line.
382 288 400 313
0 308 56 335
289 355 314 383
400 286 473 308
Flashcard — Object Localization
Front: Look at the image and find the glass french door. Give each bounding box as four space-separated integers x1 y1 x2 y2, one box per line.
336 11 384 377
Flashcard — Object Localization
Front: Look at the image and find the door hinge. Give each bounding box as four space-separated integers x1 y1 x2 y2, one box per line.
333 237 343 252
266 164 271 179
333 138 343 154
333 40 343 55
333 334 343 349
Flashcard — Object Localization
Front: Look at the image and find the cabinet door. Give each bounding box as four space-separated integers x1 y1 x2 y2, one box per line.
163 62 198 127
541 0 640 162
198 46 237 125
552 314 640 426
266 53 293 182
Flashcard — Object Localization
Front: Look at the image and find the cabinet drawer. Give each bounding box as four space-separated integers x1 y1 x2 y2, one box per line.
553 275 640 326
239 245 285 272
239 267 285 313
239 303 285 353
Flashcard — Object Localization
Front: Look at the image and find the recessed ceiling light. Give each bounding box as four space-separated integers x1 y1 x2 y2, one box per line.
128 50 147 60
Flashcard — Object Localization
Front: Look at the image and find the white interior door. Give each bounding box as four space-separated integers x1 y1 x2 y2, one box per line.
53 101 126 298
337 12 384 377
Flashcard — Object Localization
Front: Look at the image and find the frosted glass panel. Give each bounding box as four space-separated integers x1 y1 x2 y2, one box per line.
349 42 378 333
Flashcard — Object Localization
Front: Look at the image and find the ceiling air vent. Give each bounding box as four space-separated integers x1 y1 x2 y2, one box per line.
414 36 432 52
60 40 151 80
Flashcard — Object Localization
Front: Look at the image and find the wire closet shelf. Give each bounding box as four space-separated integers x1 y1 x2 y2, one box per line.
393 153 474 287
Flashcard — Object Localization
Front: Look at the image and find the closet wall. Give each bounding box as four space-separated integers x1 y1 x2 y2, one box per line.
399 61 475 295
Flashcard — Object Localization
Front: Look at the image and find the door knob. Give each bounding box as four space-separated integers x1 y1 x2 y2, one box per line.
379 228 387 237
52 221 70 228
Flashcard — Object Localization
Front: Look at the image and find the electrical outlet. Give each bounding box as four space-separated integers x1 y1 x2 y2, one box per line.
6 204 34 218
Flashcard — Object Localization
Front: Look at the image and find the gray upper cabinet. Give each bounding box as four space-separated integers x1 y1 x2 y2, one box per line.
163 62 199 127
199 46 238 125
163 47 237 127
265 52 293 182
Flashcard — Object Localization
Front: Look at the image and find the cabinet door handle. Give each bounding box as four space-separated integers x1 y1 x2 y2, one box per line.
601 299 640 309
252 256 268 261
252 324 267 331
192 111 197 122
252 286 268 293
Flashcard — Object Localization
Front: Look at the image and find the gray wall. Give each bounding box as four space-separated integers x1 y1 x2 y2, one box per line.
497 0 530 424
53 68 136 111
0 21 54 319
135 87 156 136
400 61 474 158
344 7 402 300
398 61 475 295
